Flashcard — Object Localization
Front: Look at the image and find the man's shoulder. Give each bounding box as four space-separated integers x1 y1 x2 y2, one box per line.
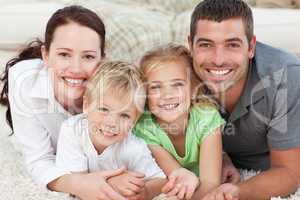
255 42 300 76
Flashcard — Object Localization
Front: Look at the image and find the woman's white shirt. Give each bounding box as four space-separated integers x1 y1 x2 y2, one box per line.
8 59 71 188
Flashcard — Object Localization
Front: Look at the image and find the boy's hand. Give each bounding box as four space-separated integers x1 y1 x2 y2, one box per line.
162 168 199 200
107 170 145 197
202 183 239 200
128 186 147 200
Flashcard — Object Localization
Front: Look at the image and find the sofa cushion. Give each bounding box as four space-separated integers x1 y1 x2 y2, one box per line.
255 0 300 8
0 2 64 51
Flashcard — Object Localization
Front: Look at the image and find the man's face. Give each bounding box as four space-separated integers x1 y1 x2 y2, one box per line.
189 18 256 94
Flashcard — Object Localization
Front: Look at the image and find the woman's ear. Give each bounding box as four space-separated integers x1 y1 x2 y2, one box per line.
41 45 49 67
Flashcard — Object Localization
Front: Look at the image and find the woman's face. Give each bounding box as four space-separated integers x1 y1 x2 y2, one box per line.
42 22 103 112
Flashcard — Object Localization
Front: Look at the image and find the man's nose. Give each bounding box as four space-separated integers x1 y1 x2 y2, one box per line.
212 47 225 67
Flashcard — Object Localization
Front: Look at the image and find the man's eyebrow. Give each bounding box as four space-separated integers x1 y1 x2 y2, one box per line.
195 38 214 44
226 38 243 43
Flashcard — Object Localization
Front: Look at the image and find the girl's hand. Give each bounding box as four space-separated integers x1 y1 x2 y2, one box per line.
76 168 128 200
162 168 199 200
202 183 239 200
107 170 145 197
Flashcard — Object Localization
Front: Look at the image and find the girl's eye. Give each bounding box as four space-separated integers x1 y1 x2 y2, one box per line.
120 113 130 119
84 55 95 60
98 107 109 113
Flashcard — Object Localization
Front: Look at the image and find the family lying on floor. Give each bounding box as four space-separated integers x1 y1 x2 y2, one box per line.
1 0 300 199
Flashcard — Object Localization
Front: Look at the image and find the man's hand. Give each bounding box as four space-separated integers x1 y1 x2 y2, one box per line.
222 153 240 184
162 168 199 200
108 170 145 197
202 183 239 200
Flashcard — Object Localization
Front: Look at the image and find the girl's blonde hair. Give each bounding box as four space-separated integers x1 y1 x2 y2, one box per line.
84 61 146 113
140 43 218 108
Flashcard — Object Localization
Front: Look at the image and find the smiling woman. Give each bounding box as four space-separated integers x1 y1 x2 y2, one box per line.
0 5 127 200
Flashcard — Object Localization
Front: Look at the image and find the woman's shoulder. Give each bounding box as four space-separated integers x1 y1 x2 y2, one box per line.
8 58 43 78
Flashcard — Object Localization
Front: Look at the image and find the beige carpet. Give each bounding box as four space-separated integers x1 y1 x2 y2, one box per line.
0 105 299 200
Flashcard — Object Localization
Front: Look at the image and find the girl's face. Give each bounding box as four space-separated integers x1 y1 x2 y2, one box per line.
146 59 192 125
84 90 139 154
42 22 103 112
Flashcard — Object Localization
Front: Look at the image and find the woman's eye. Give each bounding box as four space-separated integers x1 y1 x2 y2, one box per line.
58 52 69 57
98 107 109 113
120 113 130 119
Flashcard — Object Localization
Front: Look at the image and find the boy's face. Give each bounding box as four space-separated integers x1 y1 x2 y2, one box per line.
84 89 140 153
146 60 192 125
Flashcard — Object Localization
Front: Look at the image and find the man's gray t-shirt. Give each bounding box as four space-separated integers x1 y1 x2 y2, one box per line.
222 42 300 171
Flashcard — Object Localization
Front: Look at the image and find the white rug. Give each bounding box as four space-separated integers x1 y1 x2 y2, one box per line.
0 106 299 200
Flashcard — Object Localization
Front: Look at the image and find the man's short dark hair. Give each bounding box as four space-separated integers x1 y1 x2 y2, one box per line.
190 0 254 43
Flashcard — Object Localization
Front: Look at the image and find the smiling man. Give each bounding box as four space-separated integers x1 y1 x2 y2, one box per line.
188 0 300 199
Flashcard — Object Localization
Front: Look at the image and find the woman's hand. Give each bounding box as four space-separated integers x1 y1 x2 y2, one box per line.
107 170 145 198
75 168 128 200
162 168 199 200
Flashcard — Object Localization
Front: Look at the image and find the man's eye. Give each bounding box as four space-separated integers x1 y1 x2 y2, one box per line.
199 43 211 48
228 43 241 48
120 113 130 119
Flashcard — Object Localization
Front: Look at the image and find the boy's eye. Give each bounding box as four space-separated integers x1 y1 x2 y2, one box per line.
172 82 185 87
120 113 130 119
149 84 160 90
98 107 109 113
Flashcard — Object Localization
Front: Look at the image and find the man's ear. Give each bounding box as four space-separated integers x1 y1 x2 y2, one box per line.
41 45 49 67
248 35 256 59
188 35 193 52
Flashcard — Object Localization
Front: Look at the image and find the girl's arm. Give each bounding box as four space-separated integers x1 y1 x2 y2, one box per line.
149 145 199 199
192 127 223 199
148 145 181 176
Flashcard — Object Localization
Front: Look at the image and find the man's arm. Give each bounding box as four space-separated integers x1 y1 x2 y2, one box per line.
238 147 300 200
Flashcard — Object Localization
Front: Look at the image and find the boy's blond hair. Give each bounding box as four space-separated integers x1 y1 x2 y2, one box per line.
84 61 146 113
140 43 217 108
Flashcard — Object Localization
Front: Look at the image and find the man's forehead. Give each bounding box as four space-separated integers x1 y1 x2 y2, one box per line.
194 18 247 40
